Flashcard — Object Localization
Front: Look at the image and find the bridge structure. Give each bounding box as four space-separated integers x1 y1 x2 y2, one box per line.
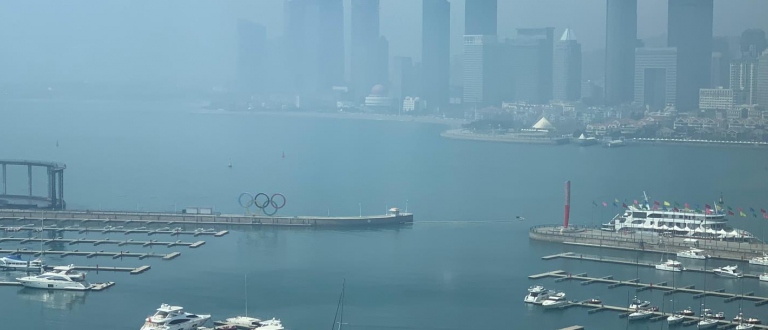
0 160 66 210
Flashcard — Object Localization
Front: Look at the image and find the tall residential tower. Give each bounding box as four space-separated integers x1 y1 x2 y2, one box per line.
604 0 637 105
668 0 714 111
553 29 582 101
422 0 450 110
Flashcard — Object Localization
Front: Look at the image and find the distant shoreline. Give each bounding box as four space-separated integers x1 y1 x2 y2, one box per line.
195 109 469 127
440 129 569 145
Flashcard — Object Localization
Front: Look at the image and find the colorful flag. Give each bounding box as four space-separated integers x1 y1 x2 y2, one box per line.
654 201 660 205
592 201 598 206
705 208 712 215
663 201 671 207
684 203 690 209
728 206 733 211
614 198 620 203
763 213 768 219
622 203 628 209
738 207 743 212
761 208 766 213
728 211 735 216
705 204 711 209
740 211 747 217
673 207 679 212
613 202 618 208
633 199 638 205
674 202 680 207
753 213 758 218
750 207 755 213
602 202 608 207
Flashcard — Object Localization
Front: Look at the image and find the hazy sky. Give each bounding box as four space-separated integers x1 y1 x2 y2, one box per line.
1 0 766 87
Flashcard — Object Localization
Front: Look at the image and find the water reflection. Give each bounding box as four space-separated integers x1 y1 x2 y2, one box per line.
16 287 87 310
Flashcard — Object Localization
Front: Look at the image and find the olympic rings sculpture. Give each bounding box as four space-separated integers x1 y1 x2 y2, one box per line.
238 192 287 216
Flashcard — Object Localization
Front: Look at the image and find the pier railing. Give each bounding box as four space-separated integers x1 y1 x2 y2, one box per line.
529 224 768 259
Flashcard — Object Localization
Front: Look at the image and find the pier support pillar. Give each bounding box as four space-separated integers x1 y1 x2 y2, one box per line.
28 165 32 196
57 170 64 210
2 164 5 194
49 168 57 210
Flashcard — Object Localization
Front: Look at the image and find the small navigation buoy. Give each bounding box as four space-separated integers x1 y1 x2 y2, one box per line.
56 140 59 147
282 151 285 159
228 158 232 168
516 216 525 221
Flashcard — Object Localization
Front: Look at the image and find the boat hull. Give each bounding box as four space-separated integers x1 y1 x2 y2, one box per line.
655 265 683 272
17 279 87 291
668 316 685 325
542 301 568 309
714 271 743 278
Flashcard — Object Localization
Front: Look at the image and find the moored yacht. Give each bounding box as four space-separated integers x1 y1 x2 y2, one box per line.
215 316 284 330
628 309 653 321
677 248 710 260
0 254 43 270
629 296 651 309
749 253 768 266
140 303 211 330
760 273 768 282
46 264 86 281
679 307 695 316
703 309 724 320
698 316 718 329
541 292 568 309
713 265 743 278
16 273 88 290
601 193 754 241
734 314 762 325
524 285 553 304
667 313 685 326
655 259 685 272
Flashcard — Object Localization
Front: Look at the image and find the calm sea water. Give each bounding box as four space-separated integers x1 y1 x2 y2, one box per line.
2 99 768 330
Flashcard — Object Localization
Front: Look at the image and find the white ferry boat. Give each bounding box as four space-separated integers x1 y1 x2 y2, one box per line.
601 193 754 241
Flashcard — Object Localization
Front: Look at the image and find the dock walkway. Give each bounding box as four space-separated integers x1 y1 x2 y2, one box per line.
529 270 768 306
0 248 180 260
0 237 205 248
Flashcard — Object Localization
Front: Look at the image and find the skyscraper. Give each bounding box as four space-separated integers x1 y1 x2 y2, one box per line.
604 0 637 105
668 0 714 111
634 47 678 111
236 19 267 93
740 29 768 58
757 50 768 107
711 36 732 88
463 35 496 104
422 0 450 110
553 29 582 102
351 0 381 101
465 0 497 36
283 0 344 95
510 28 555 104
390 56 416 108
730 58 759 105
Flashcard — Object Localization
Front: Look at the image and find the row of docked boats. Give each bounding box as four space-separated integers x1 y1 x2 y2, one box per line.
523 285 569 309
139 303 284 330
0 253 93 290
656 248 768 281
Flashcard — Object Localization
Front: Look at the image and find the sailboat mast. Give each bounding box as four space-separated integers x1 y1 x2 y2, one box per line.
339 280 344 330
245 273 248 317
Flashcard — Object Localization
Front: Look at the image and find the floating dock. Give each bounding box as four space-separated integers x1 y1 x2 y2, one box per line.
0 208 414 227
0 281 115 291
0 224 228 237
529 270 768 306
39 264 151 274
541 252 764 279
0 237 206 248
530 224 768 261
0 248 180 260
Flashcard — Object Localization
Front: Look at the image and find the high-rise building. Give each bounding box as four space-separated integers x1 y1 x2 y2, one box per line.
465 0 497 36
699 88 735 111
236 19 267 93
390 56 416 109
510 28 555 104
740 29 768 58
758 50 768 107
283 0 344 95
463 35 497 105
422 0 450 110
553 29 582 102
668 0 714 111
351 0 381 101
711 37 732 88
604 0 637 105
730 58 759 105
634 47 677 111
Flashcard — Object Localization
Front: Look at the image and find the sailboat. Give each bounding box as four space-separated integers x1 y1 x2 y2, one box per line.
331 280 347 330
698 267 718 329
668 273 684 325
217 274 284 329
735 278 755 329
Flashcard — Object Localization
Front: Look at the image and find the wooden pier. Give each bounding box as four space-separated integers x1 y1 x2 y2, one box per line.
0 248 180 260
542 252 764 279
0 237 206 248
529 270 768 306
39 264 151 274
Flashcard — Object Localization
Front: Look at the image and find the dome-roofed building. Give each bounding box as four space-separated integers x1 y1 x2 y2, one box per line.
364 83 394 111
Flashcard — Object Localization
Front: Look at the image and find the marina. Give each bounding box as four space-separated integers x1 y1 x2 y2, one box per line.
528 270 768 306
0 223 229 237
0 281 115 291
0 248 182 260
0 236 206 248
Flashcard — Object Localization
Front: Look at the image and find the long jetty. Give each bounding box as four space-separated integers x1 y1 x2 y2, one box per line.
0 237 205 248
542 252 765 279
0 224 227 237
0 248 181 260
0 209 414 227
529 270 768 307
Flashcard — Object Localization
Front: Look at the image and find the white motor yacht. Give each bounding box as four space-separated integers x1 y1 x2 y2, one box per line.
629 296 651 309
140 303 211 330
679 307 695 316
698 317 718 329
628 309 653 321
524 285 553 304
0 254 43 270
713 265 743 278
736 324 755 330
667 313 685 325
677 248 710 260
16 273 88 290
46 264 86 281
216 316 285 330
703 309 724 320
760 273 768 282
655 259 685 272
541 292 568 309
749 253 768 266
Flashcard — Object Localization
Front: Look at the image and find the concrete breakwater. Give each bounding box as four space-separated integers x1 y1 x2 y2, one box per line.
440 129 569 145
0 209 414 227
529 224 768 261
